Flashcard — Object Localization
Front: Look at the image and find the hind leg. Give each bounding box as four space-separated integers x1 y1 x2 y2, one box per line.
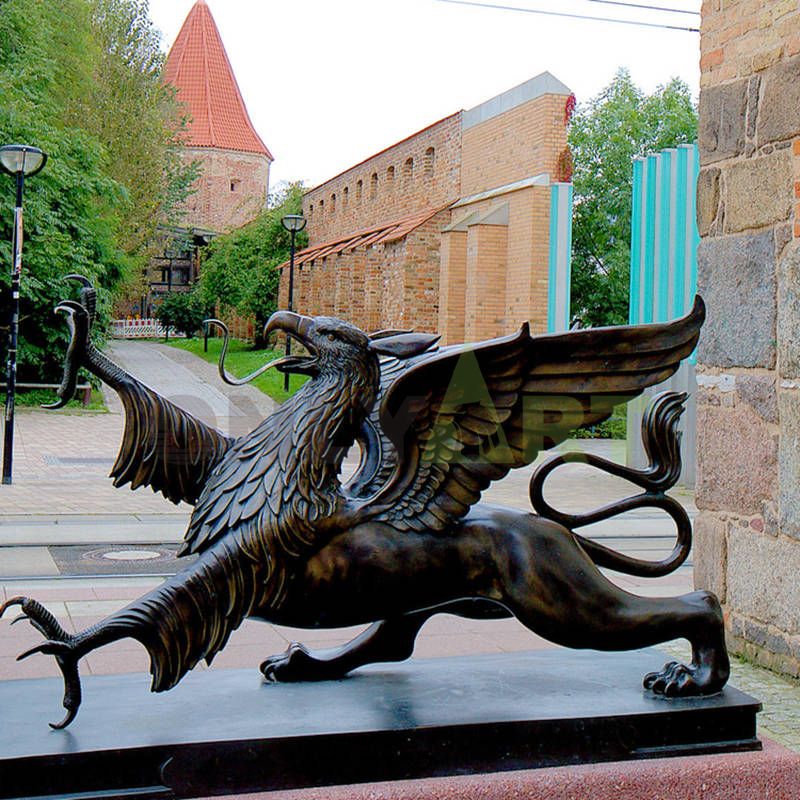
496 520 729 696
261 599 509 682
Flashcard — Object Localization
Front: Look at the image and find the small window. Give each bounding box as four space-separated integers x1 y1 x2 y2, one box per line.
370 172 378 199
424 147 435 177
308 203 314 218
356 179 363 202
320 199 324 214
343 186 349 207
331 193 336 213
403 157 414 181
230 179 240 192
387 165 395 186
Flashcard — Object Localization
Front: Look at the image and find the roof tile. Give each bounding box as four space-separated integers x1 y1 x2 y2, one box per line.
163 1 272 158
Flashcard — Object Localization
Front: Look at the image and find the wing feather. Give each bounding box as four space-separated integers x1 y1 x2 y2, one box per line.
360 297 704 532
111 379 232 505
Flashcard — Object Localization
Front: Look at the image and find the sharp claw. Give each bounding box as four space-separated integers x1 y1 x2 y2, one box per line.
10 614 29 626
50 706 79 731
17 643 49 661
0 597 25 618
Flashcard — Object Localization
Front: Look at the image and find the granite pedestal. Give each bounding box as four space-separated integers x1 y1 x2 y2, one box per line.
0 649 760 799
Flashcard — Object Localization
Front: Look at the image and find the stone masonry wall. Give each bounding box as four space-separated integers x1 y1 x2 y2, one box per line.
180 147 270 233
695 0 800 677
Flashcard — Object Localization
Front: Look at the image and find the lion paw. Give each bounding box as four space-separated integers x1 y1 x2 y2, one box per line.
260 642 328 682
643 660 722 697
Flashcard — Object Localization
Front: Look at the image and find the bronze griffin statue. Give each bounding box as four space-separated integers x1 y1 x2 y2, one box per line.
1 278 729 729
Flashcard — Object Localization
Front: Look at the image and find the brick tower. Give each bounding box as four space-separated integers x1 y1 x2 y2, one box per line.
163 0 273 233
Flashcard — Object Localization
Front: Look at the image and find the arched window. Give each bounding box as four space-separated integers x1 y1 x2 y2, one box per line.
370 172 378 199
319 199 324 214
424 147 435 177
308 203 314 218
356 179 363 202
331 193 336 213
387 165 395 187
230 178 241 192
403 157 414 182
343 186 349 207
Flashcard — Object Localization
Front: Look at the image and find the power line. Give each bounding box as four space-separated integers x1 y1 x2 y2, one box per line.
585 0 699 16
434 0 700 32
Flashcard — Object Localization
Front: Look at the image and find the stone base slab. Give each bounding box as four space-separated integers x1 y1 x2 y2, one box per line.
0 649 760 799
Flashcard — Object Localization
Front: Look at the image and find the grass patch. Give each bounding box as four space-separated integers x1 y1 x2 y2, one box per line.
167 337 307 403
4 388 107 411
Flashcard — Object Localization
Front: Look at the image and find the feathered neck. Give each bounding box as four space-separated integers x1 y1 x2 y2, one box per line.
258 356 379 556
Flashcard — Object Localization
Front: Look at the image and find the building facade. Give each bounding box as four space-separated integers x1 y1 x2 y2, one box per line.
278 73 574 342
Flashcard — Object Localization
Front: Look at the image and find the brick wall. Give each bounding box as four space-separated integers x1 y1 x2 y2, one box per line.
284 73 570 342
303 114 462 244
180 147 270 233
461 93 568 196
695 0 800 677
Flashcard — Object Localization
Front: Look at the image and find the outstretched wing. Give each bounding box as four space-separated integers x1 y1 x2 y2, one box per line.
362 298 704 532
47 280 233 507
109 374 233 505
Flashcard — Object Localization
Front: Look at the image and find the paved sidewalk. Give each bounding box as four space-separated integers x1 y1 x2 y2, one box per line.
0 339 798 759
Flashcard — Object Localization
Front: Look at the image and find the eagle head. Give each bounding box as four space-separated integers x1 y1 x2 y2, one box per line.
262 311 441 381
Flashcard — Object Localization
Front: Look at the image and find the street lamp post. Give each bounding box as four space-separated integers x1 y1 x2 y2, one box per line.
280 214 306 393
1 144 47 484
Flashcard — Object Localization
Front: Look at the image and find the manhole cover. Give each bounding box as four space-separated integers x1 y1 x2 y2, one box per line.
82 547 177 565
101 549 163 561
46 545 195 576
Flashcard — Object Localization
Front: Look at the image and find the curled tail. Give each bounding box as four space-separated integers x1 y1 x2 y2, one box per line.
529 391 691 578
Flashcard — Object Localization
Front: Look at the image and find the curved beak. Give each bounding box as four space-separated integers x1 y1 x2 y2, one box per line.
262 311 318 375
263 310 313 342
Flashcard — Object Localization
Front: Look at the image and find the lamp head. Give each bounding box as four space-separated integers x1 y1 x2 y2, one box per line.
0 144 47 177
281 214 307 233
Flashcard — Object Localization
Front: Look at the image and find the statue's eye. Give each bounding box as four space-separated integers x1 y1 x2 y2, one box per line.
327 333 336 342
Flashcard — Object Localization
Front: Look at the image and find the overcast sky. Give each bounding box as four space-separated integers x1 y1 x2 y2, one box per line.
147 0 701 191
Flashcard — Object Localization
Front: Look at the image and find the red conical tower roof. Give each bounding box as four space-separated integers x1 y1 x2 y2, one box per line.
163 0 272 158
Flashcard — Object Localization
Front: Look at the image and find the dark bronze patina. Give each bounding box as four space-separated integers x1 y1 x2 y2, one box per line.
1 278 729 729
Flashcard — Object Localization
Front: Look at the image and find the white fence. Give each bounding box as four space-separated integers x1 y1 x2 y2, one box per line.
111 319 186 339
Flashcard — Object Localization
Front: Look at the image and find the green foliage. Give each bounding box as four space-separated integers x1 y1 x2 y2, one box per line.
573 406 627 440
0 0 190 382
153 290 207 338
568 69 698 328
198 182 307 342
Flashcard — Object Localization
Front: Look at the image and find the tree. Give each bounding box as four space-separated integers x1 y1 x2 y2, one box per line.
198 182 307 345
154 291 206 338
568 70 698 327
0 0 190 381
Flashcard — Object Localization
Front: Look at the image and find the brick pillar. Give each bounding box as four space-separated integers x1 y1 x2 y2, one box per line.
695 0 800 678
439 230 468 344
464 224 508 342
